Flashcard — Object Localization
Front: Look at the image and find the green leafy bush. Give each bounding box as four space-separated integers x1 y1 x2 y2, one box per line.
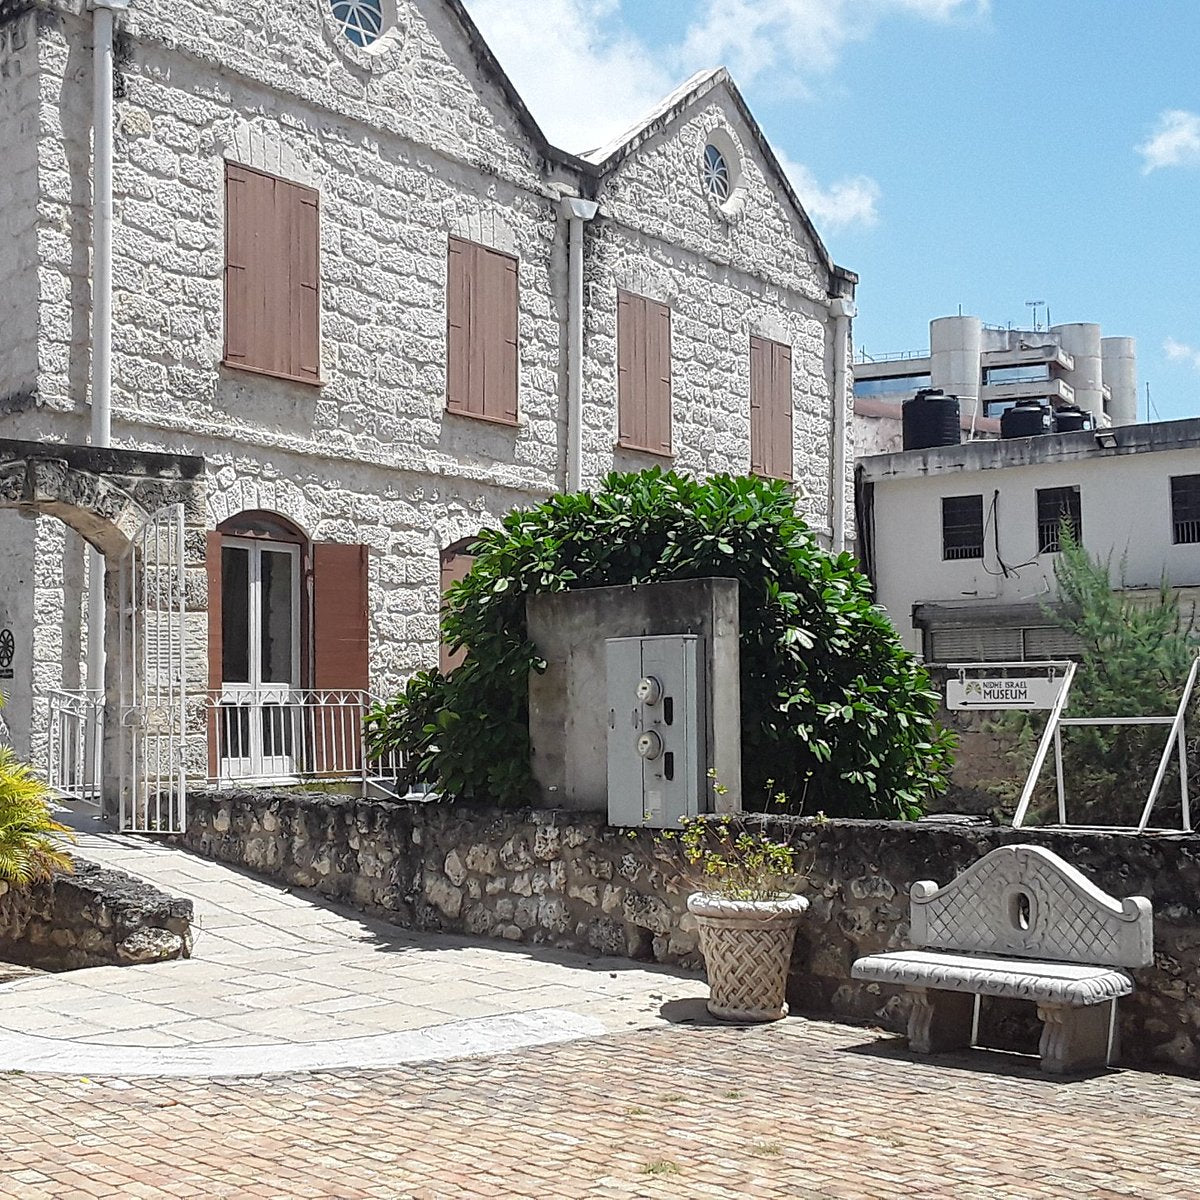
367 470 954 818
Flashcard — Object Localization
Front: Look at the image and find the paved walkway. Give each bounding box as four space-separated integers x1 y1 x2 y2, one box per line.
0 819 700 1075
2 1018 1198 1199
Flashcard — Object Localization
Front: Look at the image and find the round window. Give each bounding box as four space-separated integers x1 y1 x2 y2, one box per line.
330 0 386 48
701 143 731 203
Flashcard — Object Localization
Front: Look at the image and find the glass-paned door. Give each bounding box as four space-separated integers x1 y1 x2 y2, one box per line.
218 538 301 780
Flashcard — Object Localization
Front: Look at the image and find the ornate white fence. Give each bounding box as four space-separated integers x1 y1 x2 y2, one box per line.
45 689 105 807
206 689 404 796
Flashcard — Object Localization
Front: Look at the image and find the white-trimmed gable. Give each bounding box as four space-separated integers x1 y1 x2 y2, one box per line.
585 71 853 305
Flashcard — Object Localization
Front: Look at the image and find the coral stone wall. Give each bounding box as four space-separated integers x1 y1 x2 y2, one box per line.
0 859 193 971
182 791 1200 1073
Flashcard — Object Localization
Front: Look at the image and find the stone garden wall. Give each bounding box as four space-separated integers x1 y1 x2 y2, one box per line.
182 790 1200 1073
0 859 193 971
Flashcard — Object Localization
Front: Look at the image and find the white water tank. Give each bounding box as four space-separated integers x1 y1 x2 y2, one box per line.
1101 337 1137 426
1052 323 1104 420
930 316 983 421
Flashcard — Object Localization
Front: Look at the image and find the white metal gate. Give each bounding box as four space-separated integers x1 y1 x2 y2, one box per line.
117 503 188 833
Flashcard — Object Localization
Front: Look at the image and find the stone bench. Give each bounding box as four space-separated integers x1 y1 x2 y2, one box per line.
852 844 1153 1074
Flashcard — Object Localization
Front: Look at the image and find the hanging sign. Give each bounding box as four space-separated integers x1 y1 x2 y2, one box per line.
0 628 12 681
947 674 1064 711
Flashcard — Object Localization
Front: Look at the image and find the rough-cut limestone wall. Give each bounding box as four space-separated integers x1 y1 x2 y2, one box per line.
0 10 40 412
182 790 1200 1074
590 91 841 537
0 857 193 970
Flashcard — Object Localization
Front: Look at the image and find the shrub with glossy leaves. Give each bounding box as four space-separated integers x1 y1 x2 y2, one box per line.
367 470 954 818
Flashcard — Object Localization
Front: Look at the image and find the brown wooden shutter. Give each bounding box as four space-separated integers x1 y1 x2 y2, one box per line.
224 162 320 384
749 335 767 475
749 336 793 480
446 237 519 423
617 291 671 455
312 542 370 692
447 237 471 415
771 341 793 481
494 252 519 423
617 290 638 446
291 187 321 382
646 299 672 454
224 165 252 365
438 547 476 674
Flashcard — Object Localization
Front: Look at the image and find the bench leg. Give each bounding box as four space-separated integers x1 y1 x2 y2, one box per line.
906 987 974 1054
1036 1002 1112 1074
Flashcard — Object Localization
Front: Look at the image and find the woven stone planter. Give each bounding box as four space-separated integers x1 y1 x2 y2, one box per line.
687 892 809 1022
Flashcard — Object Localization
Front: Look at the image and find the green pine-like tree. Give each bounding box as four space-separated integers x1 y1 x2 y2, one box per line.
1002 531 1199 827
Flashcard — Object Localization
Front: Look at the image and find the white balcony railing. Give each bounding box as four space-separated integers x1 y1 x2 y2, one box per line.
205 689 404 796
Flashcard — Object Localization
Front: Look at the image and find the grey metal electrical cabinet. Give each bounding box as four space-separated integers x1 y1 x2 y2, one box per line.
605 634 704 828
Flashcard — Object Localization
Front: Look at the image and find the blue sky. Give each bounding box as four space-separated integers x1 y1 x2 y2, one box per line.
465 0 1200 421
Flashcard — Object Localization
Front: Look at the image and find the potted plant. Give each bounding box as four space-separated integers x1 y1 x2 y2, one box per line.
666 809 808 1022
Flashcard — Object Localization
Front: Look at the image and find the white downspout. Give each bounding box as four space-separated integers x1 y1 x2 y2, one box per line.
560 196 598 492
827 296 856 554
87 0 128 693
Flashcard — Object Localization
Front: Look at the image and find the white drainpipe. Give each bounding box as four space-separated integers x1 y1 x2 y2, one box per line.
560 196 599 492
87 0 128 693
827 296 856 554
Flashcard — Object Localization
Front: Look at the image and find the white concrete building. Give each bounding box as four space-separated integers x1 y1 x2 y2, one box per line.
0 0 856 793
853 314 1137 456
857 418 1200 661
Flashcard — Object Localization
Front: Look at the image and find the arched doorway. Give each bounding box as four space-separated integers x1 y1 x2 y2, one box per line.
0 439 207 831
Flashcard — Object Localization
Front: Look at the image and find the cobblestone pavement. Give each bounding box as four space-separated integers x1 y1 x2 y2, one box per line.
2 1016 1197 1199
0 820 699 1074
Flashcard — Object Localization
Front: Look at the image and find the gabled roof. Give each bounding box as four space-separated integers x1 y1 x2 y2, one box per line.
443 2 856 292
573 66 854 289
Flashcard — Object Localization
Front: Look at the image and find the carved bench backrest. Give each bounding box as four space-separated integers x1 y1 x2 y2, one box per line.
909 845 1153 969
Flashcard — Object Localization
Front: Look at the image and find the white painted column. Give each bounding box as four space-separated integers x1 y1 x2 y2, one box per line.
828 297 856 554
87 0 129 694
560 197 599 493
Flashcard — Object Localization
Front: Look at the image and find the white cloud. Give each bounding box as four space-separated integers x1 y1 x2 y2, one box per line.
464 0 673 153
677 0 987 90
1164 337 1200 369
1138 110 1200 173
775 150 881 231
463 0 978 230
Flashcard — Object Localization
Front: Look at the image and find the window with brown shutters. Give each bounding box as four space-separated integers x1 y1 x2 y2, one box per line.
749 335 793 480
446 236 519 424
224 162 321 385
617 290 672 456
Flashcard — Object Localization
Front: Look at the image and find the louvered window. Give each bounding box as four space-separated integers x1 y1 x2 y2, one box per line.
1036 486 1082 553
1170 475 1200 545
224 163 321 384
941 495 984 560
446 237 519 424
617 290 673 456
749 335 793 480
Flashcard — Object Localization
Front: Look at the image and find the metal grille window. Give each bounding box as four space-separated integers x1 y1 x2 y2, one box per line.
942 495 984 560
1036 486 1082 553
1171 474 1200 544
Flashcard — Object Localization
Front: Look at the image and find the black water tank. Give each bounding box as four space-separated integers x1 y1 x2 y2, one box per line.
1053 404 1090 433
1001 400 1051 439
902 388 961 451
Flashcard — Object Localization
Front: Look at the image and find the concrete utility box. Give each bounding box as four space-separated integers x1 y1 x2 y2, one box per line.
527 577 741 824
606 635 703 827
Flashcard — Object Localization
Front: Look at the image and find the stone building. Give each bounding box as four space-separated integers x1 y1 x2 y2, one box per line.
0 0 856 796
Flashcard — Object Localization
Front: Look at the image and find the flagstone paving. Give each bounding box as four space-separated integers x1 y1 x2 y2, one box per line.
2 1016 1197 1199
0 820 701 1075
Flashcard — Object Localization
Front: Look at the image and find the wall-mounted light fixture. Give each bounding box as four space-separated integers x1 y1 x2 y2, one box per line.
1094 429 1119 450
